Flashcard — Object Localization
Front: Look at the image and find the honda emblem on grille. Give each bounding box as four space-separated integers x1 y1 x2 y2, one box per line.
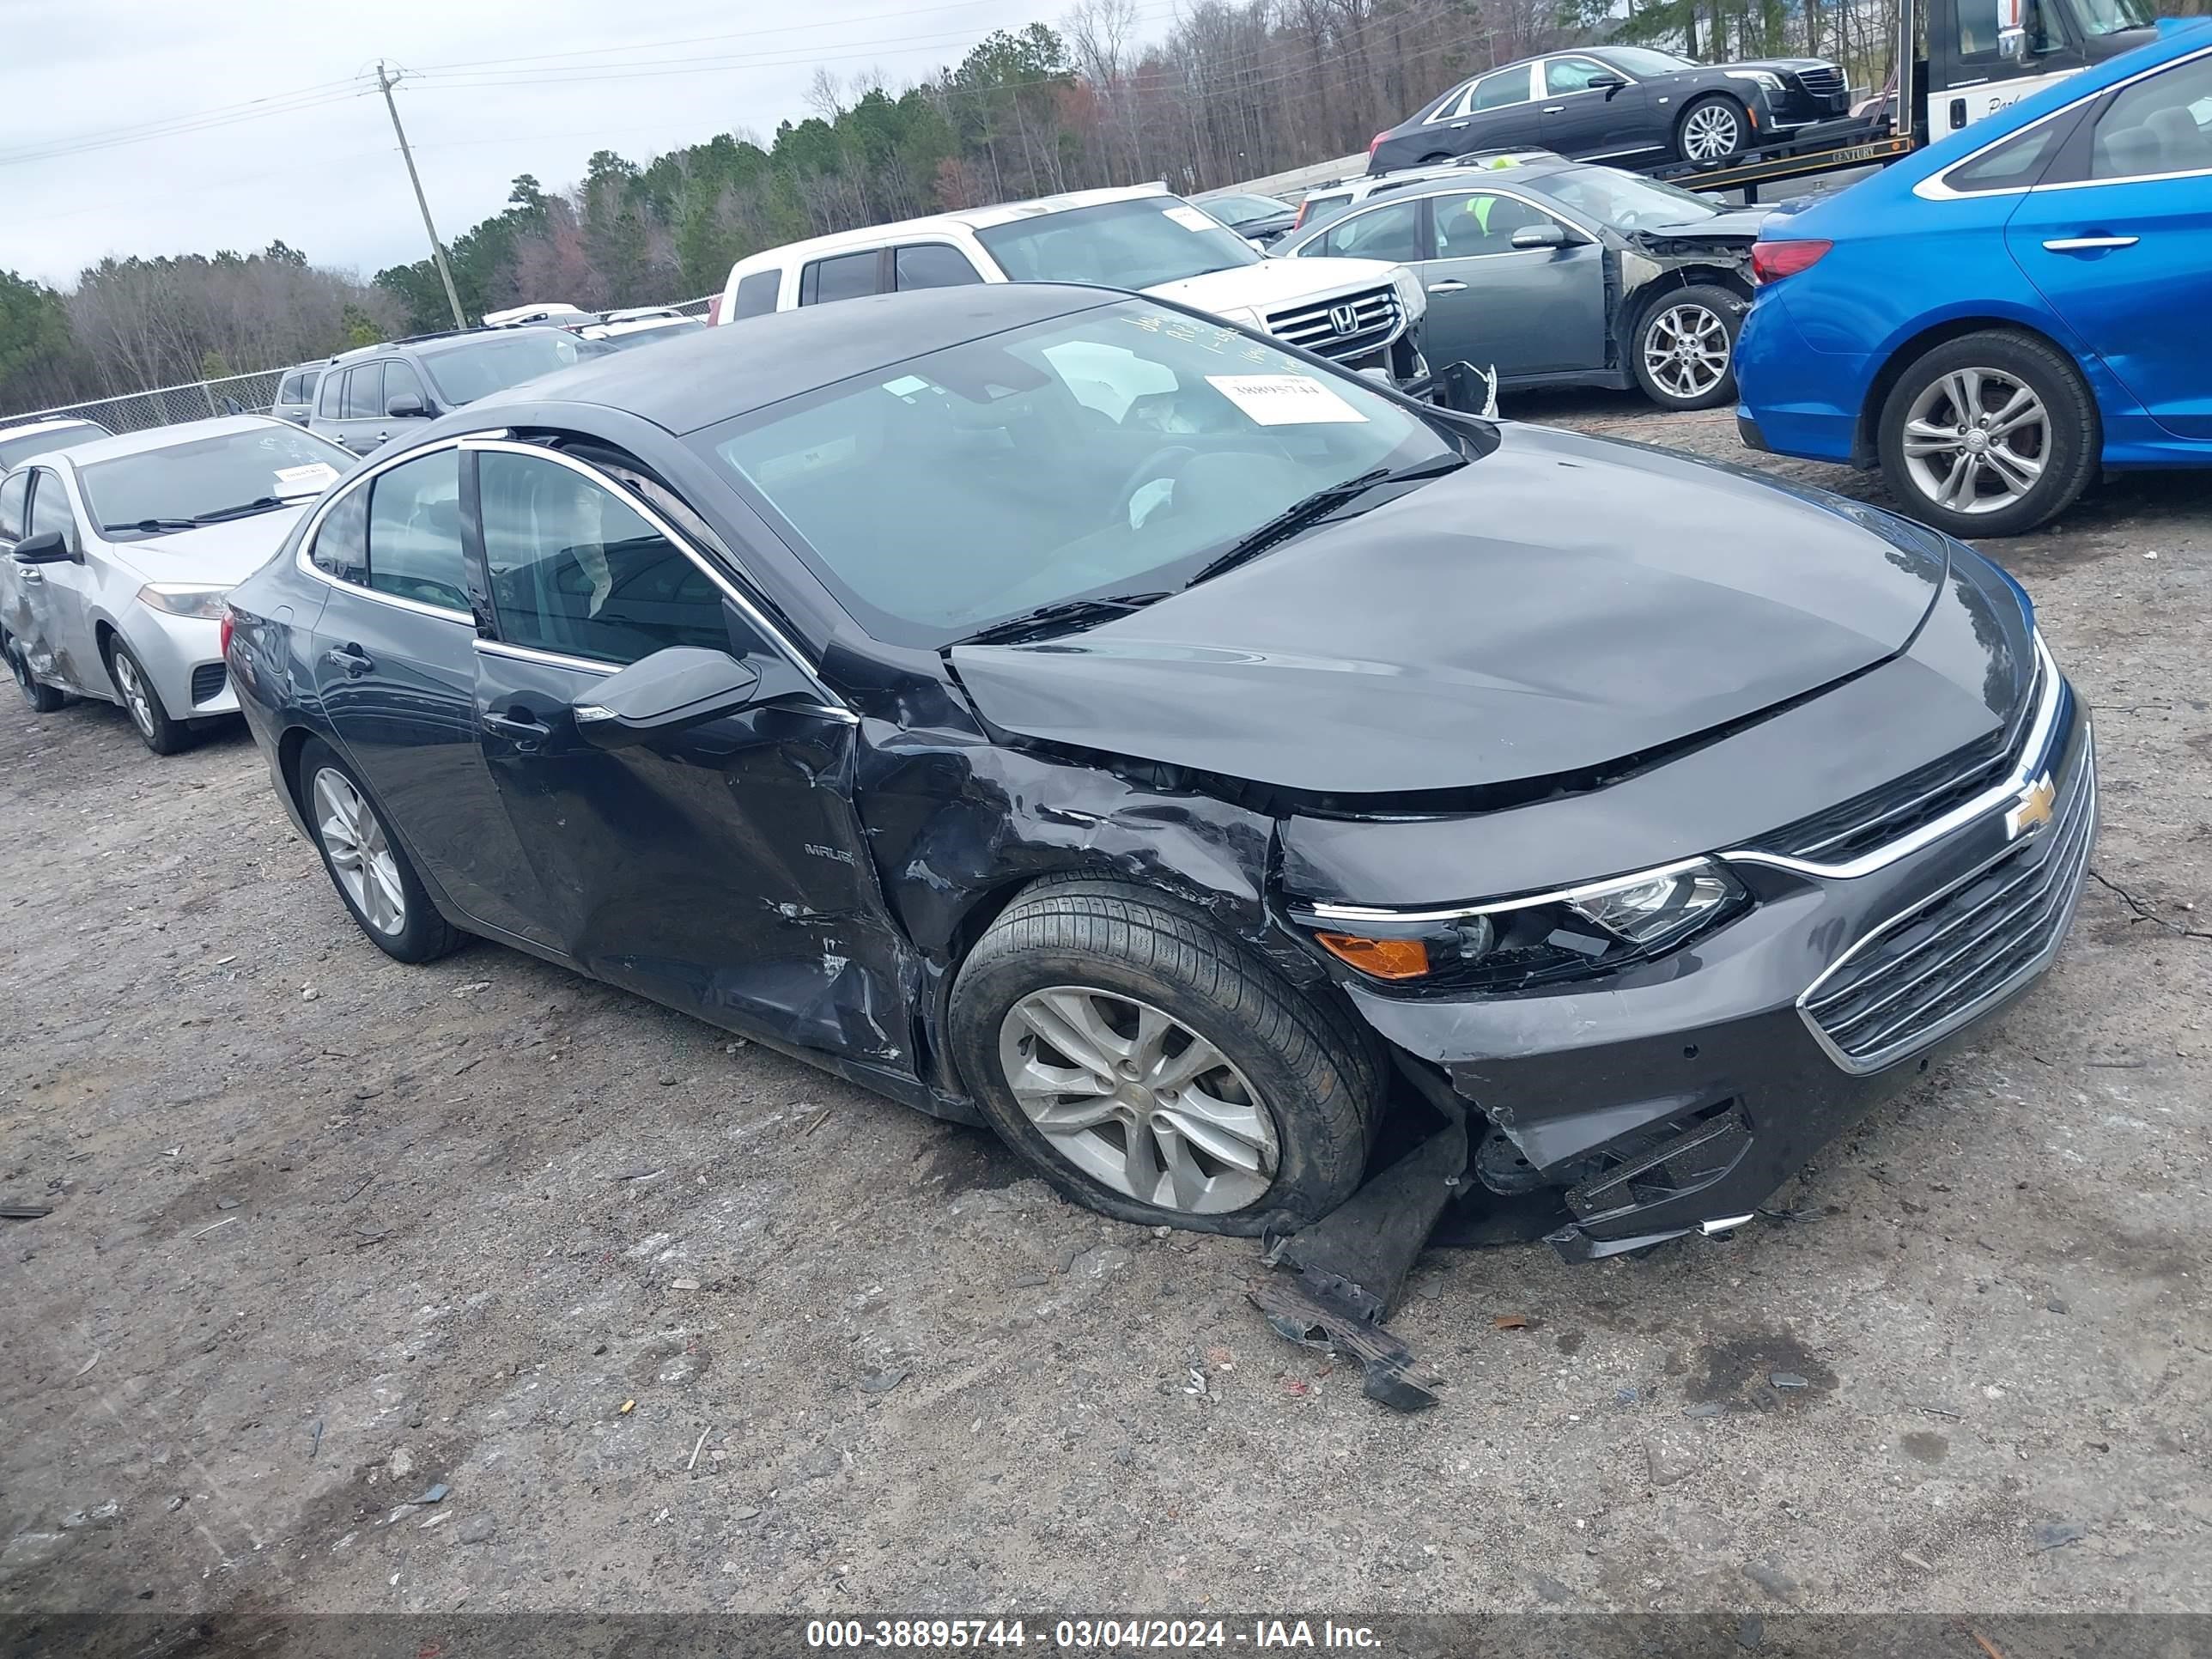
1328 303 1358 336
2006 773 2056 840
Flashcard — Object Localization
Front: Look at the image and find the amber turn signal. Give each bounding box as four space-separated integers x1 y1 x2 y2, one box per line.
1315 932 1430 980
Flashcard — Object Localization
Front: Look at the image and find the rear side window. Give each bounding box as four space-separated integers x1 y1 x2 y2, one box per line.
732 269 782 319
1310 199 1421 262
0 471 27 540
342 364 386 421
895 244 983 289
365 450 468 613
1470 67 1533 112
800 251 883 306
1943 119 2068 192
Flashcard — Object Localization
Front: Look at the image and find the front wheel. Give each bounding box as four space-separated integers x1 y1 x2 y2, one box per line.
948 878 1382 1236
1632 283 1744 410
297 737 465 963
1675 95 1747 164
1875 330 2099 538
106 636 188 755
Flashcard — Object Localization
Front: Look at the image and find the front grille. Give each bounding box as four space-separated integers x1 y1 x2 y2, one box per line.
1802 741 2095 1072
1755 654 2050 866
1791 65 1845 97
190 662 228 705
1266 285 1402 362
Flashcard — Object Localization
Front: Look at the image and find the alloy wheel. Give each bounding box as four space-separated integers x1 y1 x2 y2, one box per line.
1900 368 2049 516
110 651 156 739
997 987 1279 1214
311 767 408 936
1682 103 1741 161
1643 302 1731 400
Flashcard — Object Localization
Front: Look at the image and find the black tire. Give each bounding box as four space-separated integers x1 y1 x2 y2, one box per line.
1630 282 1745 410
1674 94 1748 165
3 627 66 714
1875 329 2099 539
104 635 189 755
948 878 1383 1236
295 737 465 963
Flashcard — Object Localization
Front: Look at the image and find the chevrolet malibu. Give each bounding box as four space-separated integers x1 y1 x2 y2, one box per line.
223 284 2094 1258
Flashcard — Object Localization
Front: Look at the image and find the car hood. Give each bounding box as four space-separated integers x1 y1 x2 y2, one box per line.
1143 256 1403 314
1629 206 1769 247
104 506 315 586
1732 57 1843 74
950 423 1951 798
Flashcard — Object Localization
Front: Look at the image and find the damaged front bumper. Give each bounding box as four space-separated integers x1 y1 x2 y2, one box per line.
1332 687 2095 1261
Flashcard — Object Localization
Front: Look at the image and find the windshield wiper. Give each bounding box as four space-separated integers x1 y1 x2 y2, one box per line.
951 592 1169 647
103 518 198 532
190 496 289 525
1183 452 1467 589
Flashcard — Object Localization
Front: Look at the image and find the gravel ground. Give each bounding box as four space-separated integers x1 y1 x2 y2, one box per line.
2 396 2207 1634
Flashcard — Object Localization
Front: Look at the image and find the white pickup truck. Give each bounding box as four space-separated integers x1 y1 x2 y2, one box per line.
712 184 1430 388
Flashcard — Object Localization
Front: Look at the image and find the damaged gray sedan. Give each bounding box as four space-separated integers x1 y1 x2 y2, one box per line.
1277 154 1764 410
223 283 2094 1261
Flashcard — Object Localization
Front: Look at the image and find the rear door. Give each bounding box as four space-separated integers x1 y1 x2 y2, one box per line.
302 446 556 944
2004 49 2212 440
1455 64 1546 155
1417 191 1609 378
465 440 914 1062
1539 55 1657 161
335 363 390 454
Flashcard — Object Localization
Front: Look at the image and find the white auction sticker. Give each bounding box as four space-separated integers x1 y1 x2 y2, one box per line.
1204 374 1370 426
1163 204 1218 233
274 463 340 494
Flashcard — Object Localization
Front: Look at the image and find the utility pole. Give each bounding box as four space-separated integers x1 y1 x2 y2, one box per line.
375 61 467 330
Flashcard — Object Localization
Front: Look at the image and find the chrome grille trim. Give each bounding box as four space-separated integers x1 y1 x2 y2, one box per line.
1792 65 1845 97
1266 286 1403 359
1798 729 2095 1074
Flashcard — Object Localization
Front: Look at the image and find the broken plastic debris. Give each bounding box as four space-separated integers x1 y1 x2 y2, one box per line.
671 1278 701 1291
619 1399 635 1415
1493 1314 1531 1331
408 1484 448 1505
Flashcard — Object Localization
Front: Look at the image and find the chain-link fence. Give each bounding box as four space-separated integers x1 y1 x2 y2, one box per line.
0 293 721 439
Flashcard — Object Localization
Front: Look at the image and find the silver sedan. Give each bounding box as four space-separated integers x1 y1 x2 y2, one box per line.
0 416 353 754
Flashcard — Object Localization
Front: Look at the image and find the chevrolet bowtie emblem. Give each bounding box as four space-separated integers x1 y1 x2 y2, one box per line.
2007 773 2056 839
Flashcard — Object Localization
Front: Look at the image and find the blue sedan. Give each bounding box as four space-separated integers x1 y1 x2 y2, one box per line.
1735 20 2212 537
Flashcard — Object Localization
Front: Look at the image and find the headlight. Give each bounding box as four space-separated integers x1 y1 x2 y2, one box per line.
1389 264 1428 325
1727 70 1786 94
136 583 231 619
1298 857 1749 992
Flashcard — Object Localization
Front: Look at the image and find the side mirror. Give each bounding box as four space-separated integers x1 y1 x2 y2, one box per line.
386 393 428 418
573 647 762 749
1510 223 1571 251
1588 74 1629 97
11 531 76 565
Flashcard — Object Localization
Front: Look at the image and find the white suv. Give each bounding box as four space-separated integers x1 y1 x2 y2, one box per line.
713 184 1428 387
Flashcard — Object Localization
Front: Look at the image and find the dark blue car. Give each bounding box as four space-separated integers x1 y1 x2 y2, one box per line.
1735 20 2212 537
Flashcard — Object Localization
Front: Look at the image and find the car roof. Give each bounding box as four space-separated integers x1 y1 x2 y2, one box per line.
458 283 1123 436
35 415 298 469
326 326 568 366
0 416 103 441
732 184 1176 273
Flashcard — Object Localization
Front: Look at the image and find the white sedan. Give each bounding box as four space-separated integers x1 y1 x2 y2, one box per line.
0 416 352 754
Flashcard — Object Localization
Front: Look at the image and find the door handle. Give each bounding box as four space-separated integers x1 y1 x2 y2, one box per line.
1427 279 1469 293
325 644 374 677
1449 121 1468 129
1543 105 1565 113
17 566 42 584
482 709 552 745
2041 235 2138 252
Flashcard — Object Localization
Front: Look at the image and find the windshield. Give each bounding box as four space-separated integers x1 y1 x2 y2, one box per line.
1540 167 1723 228
418 329 612 404
1603 46 1698 75
0 425 103 468
79 424 351 534
700 298 1457 647
975 198 1262 289
1202 195 1289 222
2067 0 2153 33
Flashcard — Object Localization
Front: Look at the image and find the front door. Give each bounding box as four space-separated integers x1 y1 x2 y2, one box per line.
465 442 916 1067
2003 50 2212 440
1539 56 1657 161
304 446 556 944
11 468 102 694
1417 191 1610 380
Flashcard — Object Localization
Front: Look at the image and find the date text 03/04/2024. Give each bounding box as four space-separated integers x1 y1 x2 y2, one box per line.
803 1620 1382 1649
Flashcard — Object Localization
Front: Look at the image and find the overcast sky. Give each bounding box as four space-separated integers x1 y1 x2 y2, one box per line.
1 0 1088 291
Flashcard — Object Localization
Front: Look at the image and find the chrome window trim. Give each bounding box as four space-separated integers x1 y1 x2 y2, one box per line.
1723 633 2063 879
291 436 478 623
459 436 849 715
474 636 613 677
1796 726 2095 1075
1916 42 2212 199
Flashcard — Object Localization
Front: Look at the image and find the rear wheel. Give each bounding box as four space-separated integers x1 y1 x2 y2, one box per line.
3 627 66 714
1631 283 1743 410
1875 330 2099 538
1675 95 1747 164
297 737 465 963
105 636 187 754
948 878 1382 1236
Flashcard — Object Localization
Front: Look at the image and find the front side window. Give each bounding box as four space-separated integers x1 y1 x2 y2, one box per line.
1470 67 1534 112
364 450 468 612
27 471 75 542
2089 53 2212 179
700 297 1457 647
803 251 884 306
416 330 609 407
1432 192 1559 256
895 244 984 289
732 269 782 319
1310 199 1422 262
477 452 730 665
341 364 386 421
2075 0 2154 34
1604 47 1695 75
1546 57 1618 95
975 197 1261 289
384 361 429 410
77 425 349 538
0 471 27 540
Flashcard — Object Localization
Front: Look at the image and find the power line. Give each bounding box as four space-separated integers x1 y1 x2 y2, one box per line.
0 79 370 169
